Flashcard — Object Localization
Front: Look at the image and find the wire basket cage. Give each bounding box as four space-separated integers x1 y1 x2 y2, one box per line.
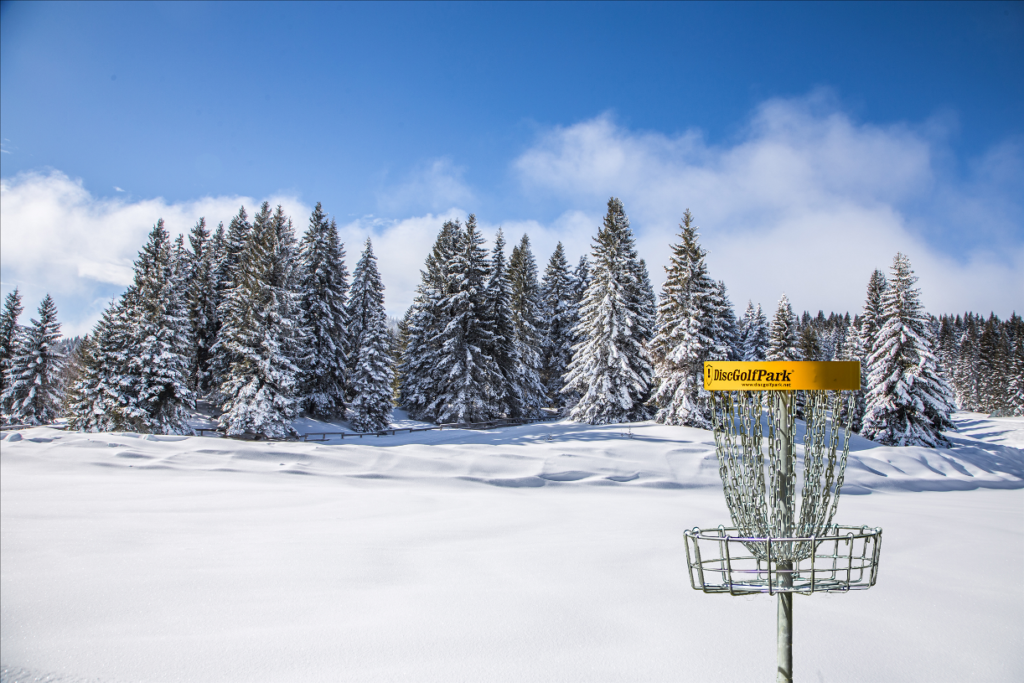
684 524 882 595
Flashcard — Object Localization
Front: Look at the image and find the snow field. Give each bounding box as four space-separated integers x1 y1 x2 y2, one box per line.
1 414 1022 682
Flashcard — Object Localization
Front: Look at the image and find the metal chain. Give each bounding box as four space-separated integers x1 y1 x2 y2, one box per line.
713 389 854 562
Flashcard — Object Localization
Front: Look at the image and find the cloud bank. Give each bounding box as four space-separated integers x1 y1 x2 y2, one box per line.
514 95 1023 319
2 94 1021 337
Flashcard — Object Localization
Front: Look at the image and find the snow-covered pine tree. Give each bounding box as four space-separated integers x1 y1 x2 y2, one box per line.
123 219 195 433
715 281 741 360
561 255 591 409
841 318 868 432
563 197 653 424
632 258 658 346
953 316 980 410
209 208 252 391
217 202 299 439
861 253 955 447
398 220 461 421
1 294 64 425
347 238 394 432
741 301 770 361
798 324 822 361
858 269 887 382
65 296 138 431
977 315 1007 414
1007 313 1024 416
0 288 24 399
428 215 502 423
539 242 575 410
509 234 546 416
648 210 729 427
297 204 349 418
187 217 220 394
766 294 801 362
483 230 524 417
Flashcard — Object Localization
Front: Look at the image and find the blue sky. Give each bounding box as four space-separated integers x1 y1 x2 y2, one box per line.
2 1 1022 334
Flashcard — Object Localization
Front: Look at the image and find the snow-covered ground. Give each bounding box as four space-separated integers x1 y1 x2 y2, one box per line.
1 413 1022 682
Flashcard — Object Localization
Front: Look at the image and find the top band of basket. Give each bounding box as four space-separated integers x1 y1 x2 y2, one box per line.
703 361 861 391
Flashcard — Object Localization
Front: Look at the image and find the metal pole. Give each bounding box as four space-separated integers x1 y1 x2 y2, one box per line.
777 392 794 683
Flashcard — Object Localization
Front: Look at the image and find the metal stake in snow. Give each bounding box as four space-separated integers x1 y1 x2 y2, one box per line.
684 362 882 683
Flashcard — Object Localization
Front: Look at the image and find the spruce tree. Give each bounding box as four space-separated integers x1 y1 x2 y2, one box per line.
1 294 64 425
187 217 220 394
347 238 395 432
766 294 801 362
741 302 770 361
427 215 502 423
1007 314 1024 416
66 297 137 432
861 253 955 447
798 325 822 361
298 204 349 418
539 242 576 410
124 220 195 433
841 319 869 432
218 202 299 438
563 198 652 424
0 288 24 398
977 315 1006 414
484 230 525 417
509 234 546 416
953 317 981 410
859 269 887 381
648 210 729 427
399 220 461 421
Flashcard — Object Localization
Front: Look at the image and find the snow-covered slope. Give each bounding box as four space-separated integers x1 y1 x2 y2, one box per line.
4 412 1021 493
1 413 1022 682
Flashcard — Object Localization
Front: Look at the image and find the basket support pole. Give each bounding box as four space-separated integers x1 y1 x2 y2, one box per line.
777 392 794 683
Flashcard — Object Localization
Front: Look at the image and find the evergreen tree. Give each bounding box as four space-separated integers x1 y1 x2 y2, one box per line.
427 215 502 423
298 204 349 418
187 217 220 394
977 315 1007 413
1007 314 1024 416
218 202 299 438
859 269 887 380
1 294 64 425
66 297 137 432
861 253 955 447
563 198 653 424
539 242 576 410
648 210 729 427
953 316 981 410
715 281 741 360
741 301 770 361
210 208 252 389
632 258 658 346
561 255 591 409
484 230 525 417
0 288 24 398
841 319 869 432
508 234 546 416
124 220 195 433
766 294 801 362
347 239 395 432
399 220 461 421
798 325 822 361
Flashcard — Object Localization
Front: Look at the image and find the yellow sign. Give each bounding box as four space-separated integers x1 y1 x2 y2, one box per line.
703 361 861 391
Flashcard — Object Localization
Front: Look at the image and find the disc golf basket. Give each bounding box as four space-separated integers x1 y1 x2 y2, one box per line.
684 362 882 683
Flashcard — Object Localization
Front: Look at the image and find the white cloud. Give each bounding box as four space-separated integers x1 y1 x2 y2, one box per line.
376 158 475 215
0 171 309 335
513 96 1024 317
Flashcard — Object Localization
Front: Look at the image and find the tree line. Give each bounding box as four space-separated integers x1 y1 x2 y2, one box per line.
1 197 1021 447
